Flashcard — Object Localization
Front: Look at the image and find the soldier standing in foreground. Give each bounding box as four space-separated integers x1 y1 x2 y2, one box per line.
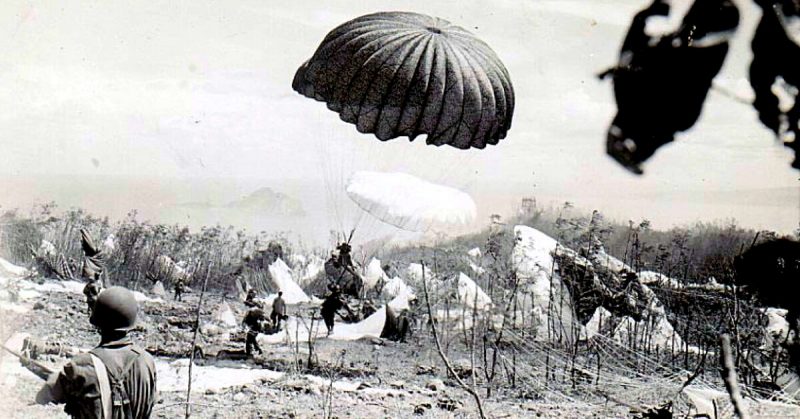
36 286 157 418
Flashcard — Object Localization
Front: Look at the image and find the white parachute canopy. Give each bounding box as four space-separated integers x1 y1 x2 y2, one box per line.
363 258 389 291
346 171 477 232
381 276 415 300
211 302 238 328
0 258 29 279
267 259 310 304
456 273 492 311
151 281 166 297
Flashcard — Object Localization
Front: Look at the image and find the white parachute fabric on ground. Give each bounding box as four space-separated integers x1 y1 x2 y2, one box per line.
381 276 414 300
456 272 491 311
612 315 684 350
405 263 436 288
762 307 790 351
154 255 190 282
260 309 384 343
290 253 325 287
0 258 28 278
331 307 387 341
363 258 389 291
261 288 417 344
682 386 730 419
584 306 613 340
638 271 682 288
211 302 238 328
346 171 477 232
131 289 161 304
267 258 310 304
156 358 283 392
39 240 57 256
467 247 482 260
28 279 85 295
589 247 631 274
102 234 116 252
151 281 166 297
465 249 486 276
682 385 800 418
512 226 576 342
323 288 417 340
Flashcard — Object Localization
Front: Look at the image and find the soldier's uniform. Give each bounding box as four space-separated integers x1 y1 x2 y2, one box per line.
243 308 267 356
173 279 185 302
36 287 157 419
83 280 103 313
270 293 286 330
37 337 157 418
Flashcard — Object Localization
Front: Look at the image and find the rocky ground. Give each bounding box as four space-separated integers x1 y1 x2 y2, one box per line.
0 282 625 419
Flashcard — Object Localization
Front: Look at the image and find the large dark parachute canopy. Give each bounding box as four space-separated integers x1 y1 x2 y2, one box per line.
293 11 515 149
604 0 739 174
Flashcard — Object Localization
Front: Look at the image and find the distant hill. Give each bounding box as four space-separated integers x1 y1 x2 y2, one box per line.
225 187 306 216
175 187 305 216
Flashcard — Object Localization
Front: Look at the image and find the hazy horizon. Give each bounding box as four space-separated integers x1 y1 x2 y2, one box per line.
1 174 796 248
1 0 797 246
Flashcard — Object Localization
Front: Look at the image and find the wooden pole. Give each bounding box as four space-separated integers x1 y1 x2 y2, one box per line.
720 334 750 419
421 260 486 419
185 262 212 419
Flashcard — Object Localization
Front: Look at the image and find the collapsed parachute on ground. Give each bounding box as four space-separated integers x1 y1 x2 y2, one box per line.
293 11 514 149
346 171 477 232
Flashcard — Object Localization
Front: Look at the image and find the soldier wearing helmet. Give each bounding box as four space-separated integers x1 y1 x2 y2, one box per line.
36 286 157 419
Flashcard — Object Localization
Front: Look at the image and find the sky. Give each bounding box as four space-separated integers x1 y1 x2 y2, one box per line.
0 0 797 244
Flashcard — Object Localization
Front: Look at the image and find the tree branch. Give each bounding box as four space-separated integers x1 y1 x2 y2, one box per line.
720 334 750 419
421 261 486 419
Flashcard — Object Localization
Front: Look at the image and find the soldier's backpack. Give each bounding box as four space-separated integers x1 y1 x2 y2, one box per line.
89 347 145 419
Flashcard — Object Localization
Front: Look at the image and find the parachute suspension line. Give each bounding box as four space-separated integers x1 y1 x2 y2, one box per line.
316 128 351 242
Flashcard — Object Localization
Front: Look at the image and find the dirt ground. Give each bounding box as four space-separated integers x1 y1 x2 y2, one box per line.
0 284 629 419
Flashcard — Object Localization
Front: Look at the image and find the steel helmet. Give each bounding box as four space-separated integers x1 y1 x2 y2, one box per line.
90 286 139 332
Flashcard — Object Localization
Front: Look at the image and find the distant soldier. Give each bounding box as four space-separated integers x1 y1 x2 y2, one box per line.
270 291 287 330
320 288 341 335
83 272 103 314
244 289 262 308
336 242 359 278
324 252 340 284
36 286 157 419
173 278 185 302
243 308 268 356
321 287 353 336
333 242 363 297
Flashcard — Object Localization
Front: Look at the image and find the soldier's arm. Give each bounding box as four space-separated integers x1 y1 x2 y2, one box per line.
144 355 158 418
35 365 69 405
